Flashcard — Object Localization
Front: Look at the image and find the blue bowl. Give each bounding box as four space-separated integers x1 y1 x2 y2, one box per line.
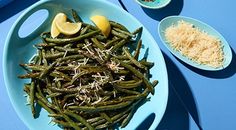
158 16 232 71
3 0 168 129
135 0 171 9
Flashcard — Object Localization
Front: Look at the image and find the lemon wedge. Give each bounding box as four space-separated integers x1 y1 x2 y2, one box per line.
51 13 67 38
56 21 82 35
90 15 111 37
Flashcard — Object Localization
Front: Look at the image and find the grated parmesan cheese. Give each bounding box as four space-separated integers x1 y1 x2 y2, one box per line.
165 20 224 68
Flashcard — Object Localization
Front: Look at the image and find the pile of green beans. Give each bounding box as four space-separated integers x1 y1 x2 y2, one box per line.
19 9 158 130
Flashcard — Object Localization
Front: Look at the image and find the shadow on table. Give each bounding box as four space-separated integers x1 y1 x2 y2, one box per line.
141 0 184 21
0 0 39 23
177 48 236 79
136 52 201 130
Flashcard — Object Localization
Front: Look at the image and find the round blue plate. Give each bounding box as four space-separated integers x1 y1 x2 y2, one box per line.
3 0 168 129
158 16 232 71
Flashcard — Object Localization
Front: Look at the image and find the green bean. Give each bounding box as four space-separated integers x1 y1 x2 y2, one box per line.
91 118 106 127
38 99 56 114
57 55 84 62
82 23 98 30
109 21 129 32
113 70 130 75
104 37 120 48
50 71 71 81
87 117 104 124
77 43 85 48
95 114 128 129
68 101 132 112
134 40 142 60
39 62 56 78
55 65 104 72
54 46 80 53
70 71 88 85
115 80 143 89
30 55 39 64
99 112 112 123
37 93 58 110
40 32 50 43
152 80 159 87
132 27 143 35
20 64 45 71
84 39 96 53
111 30 129 39
25 85 58 111
121 108 134 128
18 72 40 79
97 90 116 96
71 9 82 22
113 28 133 37
64 110 94 130
62 113 82 130
55 65 106 72
111 39 127 52
113 58 154 94
123 47 145 69
113 84 141 95
37 49 43 65
95 94 144 106
80 25 90 35
64 43 73 48
53 119 70 127
44 30 100 44
91 37 105 50
80 50 104 64
47 92 62 98
94 35 107 41
42 49 48 66
114 55 129 60
35 83 44 100
35 43 57 48
140 60 154 68
116 80 137 84
30 81 36 118
44 52 65 59
49 87 78 94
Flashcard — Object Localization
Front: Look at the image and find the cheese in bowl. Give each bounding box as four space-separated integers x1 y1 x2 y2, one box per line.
165 20 224 68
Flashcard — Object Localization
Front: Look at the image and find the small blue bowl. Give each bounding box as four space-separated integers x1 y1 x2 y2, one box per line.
135 0 171 9
158 16 232 71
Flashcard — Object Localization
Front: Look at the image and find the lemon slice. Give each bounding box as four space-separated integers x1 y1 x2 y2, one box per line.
56 21 82 35
90 15 111 37
51 13 67 38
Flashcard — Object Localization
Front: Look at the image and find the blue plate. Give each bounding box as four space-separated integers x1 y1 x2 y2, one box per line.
135 0 171 9
158 16 232 71
3 0 168 129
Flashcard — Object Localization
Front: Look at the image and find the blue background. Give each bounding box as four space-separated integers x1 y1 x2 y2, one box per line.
0 0 235 130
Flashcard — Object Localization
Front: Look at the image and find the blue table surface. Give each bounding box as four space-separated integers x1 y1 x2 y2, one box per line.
0 0 235 130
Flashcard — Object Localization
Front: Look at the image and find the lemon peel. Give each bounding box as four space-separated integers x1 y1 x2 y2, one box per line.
51 13 67 38
90 15 111 37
